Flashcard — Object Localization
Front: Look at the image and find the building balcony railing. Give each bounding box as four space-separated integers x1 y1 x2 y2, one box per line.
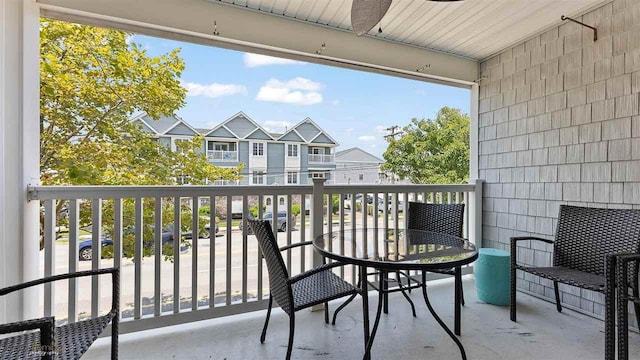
308 153 335 164
28 180 483 336
207 150 238 162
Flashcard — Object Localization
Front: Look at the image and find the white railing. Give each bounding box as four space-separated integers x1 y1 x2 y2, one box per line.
308 153 335 164
211 179 238 186
207 150 238 162
28 179 483 335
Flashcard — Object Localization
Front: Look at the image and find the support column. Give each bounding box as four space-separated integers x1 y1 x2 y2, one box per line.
468 178 484 249
0 0 41 323
469 83 479 180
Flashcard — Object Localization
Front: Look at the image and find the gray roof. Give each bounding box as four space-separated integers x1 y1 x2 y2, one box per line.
335 147 384 163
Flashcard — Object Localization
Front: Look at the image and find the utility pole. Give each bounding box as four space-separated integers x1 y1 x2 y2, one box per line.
384 125 402 141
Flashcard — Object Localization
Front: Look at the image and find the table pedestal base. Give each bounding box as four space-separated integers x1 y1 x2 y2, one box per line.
362 269 467 360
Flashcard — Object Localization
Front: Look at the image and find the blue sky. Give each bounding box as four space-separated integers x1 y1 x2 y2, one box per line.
131 35 470 157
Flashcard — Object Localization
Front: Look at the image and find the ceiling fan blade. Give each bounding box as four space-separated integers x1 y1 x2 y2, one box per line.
351 0 393 36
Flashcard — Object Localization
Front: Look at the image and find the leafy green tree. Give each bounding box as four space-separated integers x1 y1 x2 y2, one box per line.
381 107 469 184
39 19 242 256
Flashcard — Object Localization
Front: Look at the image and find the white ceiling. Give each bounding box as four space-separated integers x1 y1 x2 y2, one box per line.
213 0 606 60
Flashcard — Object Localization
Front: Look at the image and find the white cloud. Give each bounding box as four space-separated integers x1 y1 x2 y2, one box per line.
331 100 340 106
344 127 355 133
243 53 306 68
263 120 292 133
256 77 323 105
358 135 376 142
182 81 247 98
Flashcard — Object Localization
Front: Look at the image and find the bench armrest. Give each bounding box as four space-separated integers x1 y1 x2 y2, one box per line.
614 253 640 264
0 268 119 323
510 236 554 244
0 317 56 359
510 236 554 265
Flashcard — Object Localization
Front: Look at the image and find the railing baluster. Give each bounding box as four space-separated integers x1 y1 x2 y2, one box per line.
257 196 263 300
134 197 143 319
300 195 306 272
272 194 278 239
448 191 453 204
44 199 56 318
393 193 399 246
286 194 292 272
209 196 216 308
226 197 232 306
154 197 162 317
68 199 79 323
350 193 356 285
173 197 181 313
373 192 379 264
362 194 367 260
339 192 345 280
192 196 199 310
383 192 389 230
463 192 469 239
91 199 102 318
327 194 333 265
242 195 248 303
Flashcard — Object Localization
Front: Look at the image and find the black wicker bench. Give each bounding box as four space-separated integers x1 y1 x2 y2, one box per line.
614 253 640 360
0 268 119 360
510 205 640 360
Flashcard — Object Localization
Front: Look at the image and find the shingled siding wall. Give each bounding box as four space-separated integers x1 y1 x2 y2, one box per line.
479 0 640 324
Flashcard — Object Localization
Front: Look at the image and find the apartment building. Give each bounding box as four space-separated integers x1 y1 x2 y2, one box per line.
132 111 338 185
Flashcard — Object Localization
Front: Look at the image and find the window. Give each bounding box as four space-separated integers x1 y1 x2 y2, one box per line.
309 171 325 179
266 198 272 206
287 171 298 184
177 174 190 185
252 171 264 185
208 142 235 151
308 147 321 155
252 142 264 156
173 138 191 152
287 144 298 157
279 197 285 206
359 174 364 181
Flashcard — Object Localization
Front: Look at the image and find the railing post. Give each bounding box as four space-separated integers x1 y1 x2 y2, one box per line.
468 178 484 248
310 178 325 311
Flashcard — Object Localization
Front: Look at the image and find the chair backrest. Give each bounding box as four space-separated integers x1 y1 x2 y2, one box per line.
407 202 465 238
247 218 294 315
554 205 640 276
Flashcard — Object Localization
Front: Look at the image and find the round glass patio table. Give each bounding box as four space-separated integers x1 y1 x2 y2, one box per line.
314 228 478 360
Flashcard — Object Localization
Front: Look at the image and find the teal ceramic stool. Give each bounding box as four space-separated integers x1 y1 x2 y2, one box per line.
475 248 511 306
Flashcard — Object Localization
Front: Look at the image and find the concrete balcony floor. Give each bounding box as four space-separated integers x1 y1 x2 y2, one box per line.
85 277 640 359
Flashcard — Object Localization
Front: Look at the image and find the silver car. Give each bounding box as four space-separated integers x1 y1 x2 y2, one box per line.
240 211 292 233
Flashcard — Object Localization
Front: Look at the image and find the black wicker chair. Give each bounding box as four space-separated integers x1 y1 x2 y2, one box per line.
248 219 360 360
614 253 640 360
405 202 466 306
0 267 119 360
331 202 466 322
510 205 640 360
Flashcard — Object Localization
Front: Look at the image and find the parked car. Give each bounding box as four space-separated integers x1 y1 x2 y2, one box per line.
344 193 374 210
239 211 293 233
78 226 174 261
182 221 219 239
356 193 374 204
376 196 404 212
